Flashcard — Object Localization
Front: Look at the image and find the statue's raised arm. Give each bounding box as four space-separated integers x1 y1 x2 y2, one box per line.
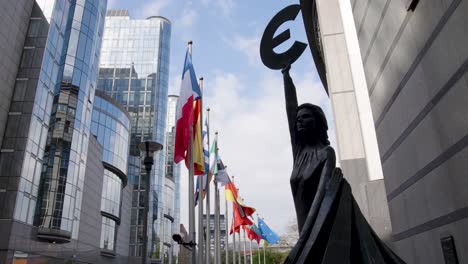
281 64 299 156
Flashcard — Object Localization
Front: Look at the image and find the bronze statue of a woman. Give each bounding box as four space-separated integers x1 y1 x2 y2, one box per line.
282 65 405 264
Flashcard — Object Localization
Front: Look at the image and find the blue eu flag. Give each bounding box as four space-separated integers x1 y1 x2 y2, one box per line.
258 217 280 244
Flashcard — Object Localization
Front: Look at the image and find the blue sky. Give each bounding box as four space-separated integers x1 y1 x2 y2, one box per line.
107 0 335 236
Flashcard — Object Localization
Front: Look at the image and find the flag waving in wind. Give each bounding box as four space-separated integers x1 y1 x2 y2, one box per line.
195 117 210 206
174 49 200 165
214 156 230 186
257 217 280 244
174 48 205 175
226 181 255 233
208 136 230 186
192 93 205 175
243 224 262 244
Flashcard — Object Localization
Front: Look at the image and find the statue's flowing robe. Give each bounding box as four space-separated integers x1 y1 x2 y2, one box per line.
285 170 406 264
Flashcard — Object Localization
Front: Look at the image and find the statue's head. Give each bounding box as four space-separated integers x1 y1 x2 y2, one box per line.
296 103 330 145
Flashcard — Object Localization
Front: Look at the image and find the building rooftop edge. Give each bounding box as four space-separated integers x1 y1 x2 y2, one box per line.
146 16 171 24
106 9 130 17
105 10 171 23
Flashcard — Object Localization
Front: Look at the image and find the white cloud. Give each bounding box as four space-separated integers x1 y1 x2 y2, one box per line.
179 69 332 235
135 0 170 19
201 0 236 16
176 1 198 30
216 0 236 16
170 1 199 42
229 35 261 66
201 0 212 6
179 4 198 28
107 0 117 9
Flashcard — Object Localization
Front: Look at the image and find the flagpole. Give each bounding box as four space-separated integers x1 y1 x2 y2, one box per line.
205 108 211 264
213 132 220 264
249 239 253 264
232 175 239 264
215 183 222 264
263 241 266 264
235 179 241 264
232 216 237 264
237 231 241 264
187 40 197 264
197 77 205 264
258 241 261 264
243 229 247 264
225 191 229 264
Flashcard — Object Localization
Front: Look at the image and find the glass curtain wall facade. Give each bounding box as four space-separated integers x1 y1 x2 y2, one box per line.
33 0 107 242
91 91 131 255
2 0 107 243
97 10 171 259
203 214 226 251
164 95 181 260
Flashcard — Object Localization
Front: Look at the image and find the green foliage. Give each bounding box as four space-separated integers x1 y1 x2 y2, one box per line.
152 244 161 259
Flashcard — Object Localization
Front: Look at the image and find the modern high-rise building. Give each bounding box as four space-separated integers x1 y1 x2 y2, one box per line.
203 214 227 251
162 95 181 263
90 91 132 260
97 9 172 262
307 0 468 262
0 0 139 263
34 0 106 243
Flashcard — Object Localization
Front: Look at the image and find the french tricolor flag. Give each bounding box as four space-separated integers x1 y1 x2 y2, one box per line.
174 49 201 164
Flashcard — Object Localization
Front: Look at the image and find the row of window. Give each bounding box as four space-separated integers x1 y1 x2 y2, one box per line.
101 169 122 216
100 16 171 258
34 0 107 241
100 216 116 251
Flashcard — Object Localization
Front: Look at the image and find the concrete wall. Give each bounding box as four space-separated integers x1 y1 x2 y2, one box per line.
78 135 131 263
351 0 468 262
117 185 132 257
315 0 393 241
0 0 35 149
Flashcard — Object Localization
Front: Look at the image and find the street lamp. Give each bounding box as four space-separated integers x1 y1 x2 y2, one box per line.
138 141 163 264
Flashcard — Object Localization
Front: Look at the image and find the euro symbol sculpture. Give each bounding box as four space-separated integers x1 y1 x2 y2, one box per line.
260 4 308 70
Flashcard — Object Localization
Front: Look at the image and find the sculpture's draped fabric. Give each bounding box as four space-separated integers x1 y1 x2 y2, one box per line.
285 169 405 264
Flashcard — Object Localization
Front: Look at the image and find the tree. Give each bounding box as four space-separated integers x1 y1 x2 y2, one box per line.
281 218 299 246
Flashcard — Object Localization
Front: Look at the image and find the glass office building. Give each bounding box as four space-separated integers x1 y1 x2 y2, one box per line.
33 0 107 241
0 0 139 263
203 214 227 250
97 10 171 260
161 95 181 262
91 91 131 255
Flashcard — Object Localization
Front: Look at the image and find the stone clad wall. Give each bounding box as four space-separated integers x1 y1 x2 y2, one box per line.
351 0 468 262
314 0 393 243
0 0 34 149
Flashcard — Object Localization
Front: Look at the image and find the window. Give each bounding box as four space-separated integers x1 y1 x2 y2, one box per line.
21 48 34 68
100 216 116 251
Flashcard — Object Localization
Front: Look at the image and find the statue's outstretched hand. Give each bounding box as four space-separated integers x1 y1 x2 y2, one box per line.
281 63 291 75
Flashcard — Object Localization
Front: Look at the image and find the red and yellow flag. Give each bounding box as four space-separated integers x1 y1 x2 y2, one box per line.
192 98 205 175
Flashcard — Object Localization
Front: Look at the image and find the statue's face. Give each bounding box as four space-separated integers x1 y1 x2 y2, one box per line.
296 108 315 132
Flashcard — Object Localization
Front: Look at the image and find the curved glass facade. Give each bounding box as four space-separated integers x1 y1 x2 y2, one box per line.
100 216 116 251
91 92 130 253
31 0 107 241
162 95 181 260
101 170 123 216
97 11 171 258
91 92 130 175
